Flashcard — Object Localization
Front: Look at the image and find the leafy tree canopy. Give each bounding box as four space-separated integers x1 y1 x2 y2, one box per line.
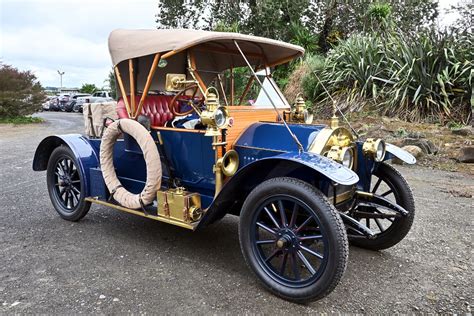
0 63 45 118
80 83 98 94
156 0 439 54
105 69 117 100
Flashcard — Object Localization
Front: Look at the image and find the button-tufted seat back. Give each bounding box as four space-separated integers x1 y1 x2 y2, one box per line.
117 95 175 127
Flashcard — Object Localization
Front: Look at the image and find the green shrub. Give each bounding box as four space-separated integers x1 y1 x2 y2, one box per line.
302 31 473 123
303 35 385 114
0 64 45 118
0 116 44 124
376 32 472 122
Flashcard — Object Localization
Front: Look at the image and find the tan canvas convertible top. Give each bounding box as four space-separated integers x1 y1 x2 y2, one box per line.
108 29 304 69
109 29 304 115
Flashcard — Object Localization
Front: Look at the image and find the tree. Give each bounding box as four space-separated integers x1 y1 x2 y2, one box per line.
156 0 439 49
80 83 98 94
314 0 438 53
105 70 117 100
156 0 207 29
448 1 473 35
0 63 45 118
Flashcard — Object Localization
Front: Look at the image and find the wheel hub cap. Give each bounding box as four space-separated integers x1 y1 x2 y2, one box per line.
276 233 293 249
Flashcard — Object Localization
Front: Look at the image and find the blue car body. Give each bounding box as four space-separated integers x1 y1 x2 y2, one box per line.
32 120 413 229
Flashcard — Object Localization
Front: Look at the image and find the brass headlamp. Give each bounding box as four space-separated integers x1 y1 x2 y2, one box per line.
295 95 306 113
201 88 230 136
283 95 313 124
327 146 354 169
362 138 386 162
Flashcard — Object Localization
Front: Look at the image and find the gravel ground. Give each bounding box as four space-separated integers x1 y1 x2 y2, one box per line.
0 112 472 313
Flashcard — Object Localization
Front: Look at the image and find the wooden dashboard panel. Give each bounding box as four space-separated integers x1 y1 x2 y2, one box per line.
226 106 284 150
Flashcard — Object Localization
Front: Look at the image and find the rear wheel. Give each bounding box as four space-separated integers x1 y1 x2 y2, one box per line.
46 146 90 221
239 177 348 302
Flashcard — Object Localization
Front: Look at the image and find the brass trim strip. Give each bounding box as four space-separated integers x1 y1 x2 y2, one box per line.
334 190 354 204
233 144 286 153
152 126 206 133
85 197 197 230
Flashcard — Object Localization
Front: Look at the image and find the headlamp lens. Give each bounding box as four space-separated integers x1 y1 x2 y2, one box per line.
215 107 227 127
342 148 353 168
375 140 386 161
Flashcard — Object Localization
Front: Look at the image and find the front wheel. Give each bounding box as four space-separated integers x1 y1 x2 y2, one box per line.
239 177 348 303
46 146 91 221
350 163 415 250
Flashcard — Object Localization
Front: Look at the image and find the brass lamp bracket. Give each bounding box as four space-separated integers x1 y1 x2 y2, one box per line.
165 74 197 91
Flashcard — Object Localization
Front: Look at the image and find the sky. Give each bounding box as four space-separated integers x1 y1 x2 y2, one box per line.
0 0 463 89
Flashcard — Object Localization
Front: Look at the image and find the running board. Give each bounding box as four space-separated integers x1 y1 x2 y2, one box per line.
85 197 198 230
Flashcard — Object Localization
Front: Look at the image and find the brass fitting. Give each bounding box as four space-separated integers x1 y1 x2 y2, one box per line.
283 95 313 124
326 145 354 169
294 96 306 114
329 115 339 129
214 149 239 196
188 206 203 221
362 138 386 162
202 89 231 137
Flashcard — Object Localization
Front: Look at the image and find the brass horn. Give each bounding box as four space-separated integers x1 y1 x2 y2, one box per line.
220 149 239 177
214 149 239 196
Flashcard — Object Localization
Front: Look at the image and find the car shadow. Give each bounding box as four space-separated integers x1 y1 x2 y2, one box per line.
52 204 414 308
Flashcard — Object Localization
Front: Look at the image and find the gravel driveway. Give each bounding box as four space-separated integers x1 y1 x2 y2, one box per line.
0 112 472 313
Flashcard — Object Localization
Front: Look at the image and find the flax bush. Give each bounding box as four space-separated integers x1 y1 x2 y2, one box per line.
302 31 473 123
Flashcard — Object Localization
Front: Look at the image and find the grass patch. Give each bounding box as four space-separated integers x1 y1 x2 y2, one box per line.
0 116 44 124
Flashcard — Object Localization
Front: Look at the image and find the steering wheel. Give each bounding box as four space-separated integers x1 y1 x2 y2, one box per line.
170 84 204 116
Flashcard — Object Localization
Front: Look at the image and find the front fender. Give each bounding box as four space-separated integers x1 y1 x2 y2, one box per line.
197 151 358 229
385 143 416 164
32 134 99 196
273 152 359 185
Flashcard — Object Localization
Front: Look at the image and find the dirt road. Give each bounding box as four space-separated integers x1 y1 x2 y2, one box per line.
0 112 472 313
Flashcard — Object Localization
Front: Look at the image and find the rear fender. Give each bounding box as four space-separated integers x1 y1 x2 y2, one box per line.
197 151 359 228
32 134 99 196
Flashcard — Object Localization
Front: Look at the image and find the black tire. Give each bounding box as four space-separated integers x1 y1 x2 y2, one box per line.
46 146 91 221
350 163 415 250
239 177 348 303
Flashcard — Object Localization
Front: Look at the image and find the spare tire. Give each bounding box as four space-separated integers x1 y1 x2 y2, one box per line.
100 119 161 209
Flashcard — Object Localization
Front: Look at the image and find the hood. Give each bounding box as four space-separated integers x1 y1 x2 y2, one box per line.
234 122 326 152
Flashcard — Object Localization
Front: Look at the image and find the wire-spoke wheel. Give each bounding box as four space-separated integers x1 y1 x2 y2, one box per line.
350 163 415 250
239 177 348 302
47 146 90 221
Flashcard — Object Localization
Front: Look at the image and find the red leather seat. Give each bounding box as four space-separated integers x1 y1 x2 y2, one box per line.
117 95 175 127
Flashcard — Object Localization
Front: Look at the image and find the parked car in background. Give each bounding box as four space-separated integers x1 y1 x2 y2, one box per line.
73 101 83 113
48 96 60 111
41 96 56 111
64 93 91 112
57 94 71 111
75 91 114 112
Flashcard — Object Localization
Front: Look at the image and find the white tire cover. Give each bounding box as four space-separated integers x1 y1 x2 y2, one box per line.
100 119 161 209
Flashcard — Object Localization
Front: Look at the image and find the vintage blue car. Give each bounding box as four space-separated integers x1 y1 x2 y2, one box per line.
33 29 416 302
